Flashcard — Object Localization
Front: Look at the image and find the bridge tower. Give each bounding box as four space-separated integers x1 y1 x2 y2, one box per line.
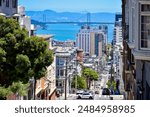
87 12 91 26
43 14 46 22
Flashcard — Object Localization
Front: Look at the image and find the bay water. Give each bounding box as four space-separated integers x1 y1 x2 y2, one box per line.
36 23 114 43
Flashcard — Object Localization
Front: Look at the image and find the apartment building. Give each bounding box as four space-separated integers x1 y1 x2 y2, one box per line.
76 25 107 58
99 25 108 50
0 0 18 17
18 6 35 36
35 35 56 100
122 0 150 100
0 1 35 36
113 13 122 45
54 46 77 96
35 56 56 100
76 25 91 53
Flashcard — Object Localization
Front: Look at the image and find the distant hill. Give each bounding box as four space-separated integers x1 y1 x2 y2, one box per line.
26 10 115 22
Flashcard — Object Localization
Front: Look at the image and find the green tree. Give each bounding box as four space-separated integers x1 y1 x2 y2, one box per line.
0 86 10 99
0 16 53 99
106 80 116 91
82 68 98 89
72 75 87 89
0 82 29 99
8 82 29 99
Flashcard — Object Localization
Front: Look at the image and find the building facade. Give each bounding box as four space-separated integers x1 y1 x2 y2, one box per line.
0 0 18 17
35 35 56 100
76 25 91 54
76 25 107 58
122 0 150 100
113 13 122 45
18 6 35 36
55 46 79 97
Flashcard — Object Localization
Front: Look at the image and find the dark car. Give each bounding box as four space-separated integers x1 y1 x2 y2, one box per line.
102 88 110 95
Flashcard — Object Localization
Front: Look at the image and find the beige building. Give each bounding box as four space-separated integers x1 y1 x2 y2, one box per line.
90 32 104 58
90 32 95 56
35 56 56 100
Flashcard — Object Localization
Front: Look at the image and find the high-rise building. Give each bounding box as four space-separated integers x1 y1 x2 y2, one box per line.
113 13 122 45
90 32 104 58
99 25 108 47
76 25 90 54
76 25 107 58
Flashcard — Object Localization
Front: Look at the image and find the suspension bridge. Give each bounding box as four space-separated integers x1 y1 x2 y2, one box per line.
41 12 114 25
41 21 114 25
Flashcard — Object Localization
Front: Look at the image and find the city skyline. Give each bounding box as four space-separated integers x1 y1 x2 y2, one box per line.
19 0 122 13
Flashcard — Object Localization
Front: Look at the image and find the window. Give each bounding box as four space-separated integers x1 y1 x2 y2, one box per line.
140 4 150 49
0 0 2 6
12 0 17 8
60 69 64 76
6 0 9 7
56 69 59 77
141 4 150 12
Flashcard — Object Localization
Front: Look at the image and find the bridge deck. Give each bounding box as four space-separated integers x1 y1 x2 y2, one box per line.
42 22 114 25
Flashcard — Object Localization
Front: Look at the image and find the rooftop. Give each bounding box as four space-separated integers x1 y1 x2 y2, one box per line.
36 34 54 40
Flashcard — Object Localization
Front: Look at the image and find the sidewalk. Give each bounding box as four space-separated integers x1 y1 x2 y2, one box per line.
56 93 76 100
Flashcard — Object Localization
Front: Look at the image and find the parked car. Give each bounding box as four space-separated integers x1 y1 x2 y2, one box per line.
102 88 111 95
77 92 94 99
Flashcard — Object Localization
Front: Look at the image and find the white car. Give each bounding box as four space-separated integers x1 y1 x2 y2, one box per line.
77 92 94 99
76 90 84 96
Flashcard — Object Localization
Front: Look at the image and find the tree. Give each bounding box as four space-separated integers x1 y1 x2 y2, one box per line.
106 80 116 92
82 68 98 89
0 86 10 99
106 43 111 61
0 16 53 99
0 82 29 99
8 82 29 99
71 75 87 89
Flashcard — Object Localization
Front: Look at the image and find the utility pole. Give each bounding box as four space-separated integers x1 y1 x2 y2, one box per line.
110 62 113 82
64 58 68 100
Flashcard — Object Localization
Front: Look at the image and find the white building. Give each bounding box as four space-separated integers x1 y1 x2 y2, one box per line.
76 25 91 53
114 26 123 45
113 13 122 46
18 6 35 36
76 25 108 57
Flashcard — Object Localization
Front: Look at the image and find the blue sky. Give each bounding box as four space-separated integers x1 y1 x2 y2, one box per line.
19 0 122 13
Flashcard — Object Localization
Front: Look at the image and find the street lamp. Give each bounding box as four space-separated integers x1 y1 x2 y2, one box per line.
75 59 79 90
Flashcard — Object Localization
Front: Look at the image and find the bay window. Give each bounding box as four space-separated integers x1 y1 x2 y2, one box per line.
140 3 150 49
